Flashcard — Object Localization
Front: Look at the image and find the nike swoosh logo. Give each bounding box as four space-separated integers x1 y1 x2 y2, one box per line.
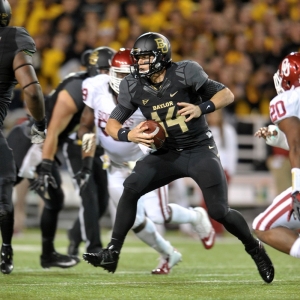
208 145 214 149
170 91 178 97
202 228 215 248
101 259 115 265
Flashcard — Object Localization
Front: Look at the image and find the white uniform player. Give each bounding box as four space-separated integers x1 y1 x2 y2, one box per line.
253 52 300 260
80 48 215 274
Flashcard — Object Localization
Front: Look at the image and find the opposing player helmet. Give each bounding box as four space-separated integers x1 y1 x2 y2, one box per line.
87 46 116 77
0 0 12 27
273 52 300 94
109 48 133 94
130 32 172 78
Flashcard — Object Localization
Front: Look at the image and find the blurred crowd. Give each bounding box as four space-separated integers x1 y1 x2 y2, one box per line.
8 0 300 118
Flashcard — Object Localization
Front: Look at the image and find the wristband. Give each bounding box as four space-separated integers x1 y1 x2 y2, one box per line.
199 100 215 115
34 117 47 131
292 168 300 193
82 157 93 171
117 128 131 142
41 159 53 172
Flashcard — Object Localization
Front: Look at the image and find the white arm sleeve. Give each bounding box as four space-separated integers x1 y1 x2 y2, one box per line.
265 125 289 150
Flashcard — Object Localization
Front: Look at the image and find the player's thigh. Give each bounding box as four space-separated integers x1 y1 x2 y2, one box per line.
142 185 169 224
252 187 300 230
107 166 129 207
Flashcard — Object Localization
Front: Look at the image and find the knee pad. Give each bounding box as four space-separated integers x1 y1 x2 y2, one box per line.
0 183 14 221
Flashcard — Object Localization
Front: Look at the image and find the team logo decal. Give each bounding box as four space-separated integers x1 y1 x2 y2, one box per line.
89 51 99 65
142 99 149 105
154 38 168 54
281 58 290 77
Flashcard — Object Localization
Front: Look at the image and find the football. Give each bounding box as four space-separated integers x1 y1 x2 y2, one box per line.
143 120 166 149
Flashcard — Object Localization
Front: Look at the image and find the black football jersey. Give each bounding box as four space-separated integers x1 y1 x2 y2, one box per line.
0 26 36 126
118 60 212 149
45 71 89 144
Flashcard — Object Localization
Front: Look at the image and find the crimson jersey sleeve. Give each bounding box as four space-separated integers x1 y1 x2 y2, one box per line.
269 88 300 125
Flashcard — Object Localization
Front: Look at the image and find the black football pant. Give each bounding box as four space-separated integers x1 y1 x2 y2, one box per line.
0 130 16 245
63 142 108 252
111 139 257 251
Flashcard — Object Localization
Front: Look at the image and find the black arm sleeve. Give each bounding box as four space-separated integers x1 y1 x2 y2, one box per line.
109 104 135 124
197 79 226 102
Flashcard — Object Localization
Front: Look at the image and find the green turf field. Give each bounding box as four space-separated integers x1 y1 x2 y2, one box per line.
1 229 299 300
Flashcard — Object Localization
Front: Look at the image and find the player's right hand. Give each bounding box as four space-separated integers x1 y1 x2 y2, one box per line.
254 127 278 139
30 159 57 198
288 191 300 221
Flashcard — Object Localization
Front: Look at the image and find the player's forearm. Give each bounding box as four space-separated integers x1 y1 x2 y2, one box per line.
42 131 58 160
211 87 234 110
106 118 123 140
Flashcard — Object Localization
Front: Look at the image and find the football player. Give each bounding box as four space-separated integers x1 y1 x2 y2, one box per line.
0 0 46 274
78 48 215 274
10 47 113 269
253 52 300 261
83 32 275 283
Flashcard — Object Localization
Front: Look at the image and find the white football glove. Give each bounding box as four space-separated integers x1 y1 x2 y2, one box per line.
82 133 95 153
31 124 46 144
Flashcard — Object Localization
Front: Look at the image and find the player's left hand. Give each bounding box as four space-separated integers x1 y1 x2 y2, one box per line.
288 191 300 221
177 102 201 122
31 123 46 144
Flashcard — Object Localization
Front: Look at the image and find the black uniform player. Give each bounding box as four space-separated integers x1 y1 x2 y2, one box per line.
83 32 275 283
28 47 114 267
0 0 46 274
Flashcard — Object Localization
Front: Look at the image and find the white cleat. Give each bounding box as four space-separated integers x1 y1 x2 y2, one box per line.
151 249 182 275
192 207 216 249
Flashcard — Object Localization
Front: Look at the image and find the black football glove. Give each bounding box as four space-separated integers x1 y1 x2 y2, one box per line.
73 157 93 192
30 159 58 199
31 117 47 144
288 191 300 221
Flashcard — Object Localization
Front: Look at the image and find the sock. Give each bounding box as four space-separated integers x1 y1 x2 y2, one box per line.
290 237 300 258
134 218 173 256
0 213 14 245
168 203 197 224
40 208 59 256
110 188 140 252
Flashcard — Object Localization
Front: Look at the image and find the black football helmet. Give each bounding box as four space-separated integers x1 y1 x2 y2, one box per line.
130 32 172 78
87 46 116 77
0 0 11 27
80 49 92 67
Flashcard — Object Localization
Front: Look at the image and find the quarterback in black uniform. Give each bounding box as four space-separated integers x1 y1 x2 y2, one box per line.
0 0 46 274
83 32 275 283
27 47 114 267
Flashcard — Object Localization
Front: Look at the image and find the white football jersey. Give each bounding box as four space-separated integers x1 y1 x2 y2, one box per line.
270 87 300 124
82 74 146 165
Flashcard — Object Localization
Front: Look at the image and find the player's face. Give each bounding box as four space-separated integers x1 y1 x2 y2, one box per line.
137 55 154 74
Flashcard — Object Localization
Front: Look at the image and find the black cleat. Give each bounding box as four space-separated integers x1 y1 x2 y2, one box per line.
247 239 274 283
41 251 80 269
1 245 13 274
67 230 79 256
83 246 119 273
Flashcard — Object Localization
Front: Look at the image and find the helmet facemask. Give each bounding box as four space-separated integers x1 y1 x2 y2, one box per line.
109 48 133 94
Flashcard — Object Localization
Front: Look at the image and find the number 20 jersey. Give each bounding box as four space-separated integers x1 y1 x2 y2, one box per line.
269 87 300 125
